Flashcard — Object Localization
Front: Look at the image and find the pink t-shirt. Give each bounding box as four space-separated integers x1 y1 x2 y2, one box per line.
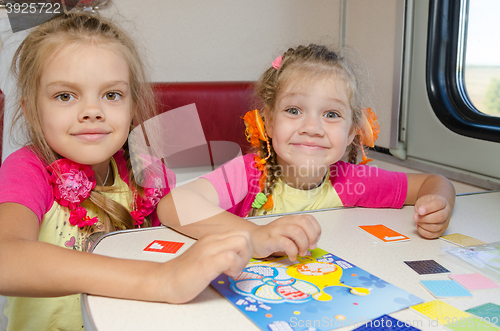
201 154 407 217
0 147 174 226
1 147 176 331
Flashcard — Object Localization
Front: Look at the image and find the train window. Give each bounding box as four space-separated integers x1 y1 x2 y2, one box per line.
464 0 500 117
426 0 500 143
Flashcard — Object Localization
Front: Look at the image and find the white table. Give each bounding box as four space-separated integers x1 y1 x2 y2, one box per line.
82 191 500 331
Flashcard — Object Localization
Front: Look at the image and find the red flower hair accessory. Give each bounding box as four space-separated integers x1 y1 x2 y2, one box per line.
357 108 381 165
130 186 164 226
47 159 98 227
48 158 167 229
130 172 168 227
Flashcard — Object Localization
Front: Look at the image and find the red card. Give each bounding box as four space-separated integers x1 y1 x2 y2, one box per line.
359 224 410 242
144 240 185 253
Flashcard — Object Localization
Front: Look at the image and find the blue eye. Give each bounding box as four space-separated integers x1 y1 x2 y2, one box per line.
324 111 340 118
56 93 74 102
286 107 301 115
104 92 121 101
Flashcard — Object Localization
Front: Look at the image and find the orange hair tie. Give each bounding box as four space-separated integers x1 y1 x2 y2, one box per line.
242 109 271 164
357 108 380 165
243 109 274 211
263 194 273 210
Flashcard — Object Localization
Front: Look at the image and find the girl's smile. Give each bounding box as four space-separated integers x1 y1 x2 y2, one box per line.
290 142 329 150
72 129 111 142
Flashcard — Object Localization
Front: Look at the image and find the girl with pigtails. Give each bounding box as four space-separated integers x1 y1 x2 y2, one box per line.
163 44 455 249
0 12 259 330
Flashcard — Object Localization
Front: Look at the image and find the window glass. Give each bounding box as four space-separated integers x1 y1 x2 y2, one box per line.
464 0 500 117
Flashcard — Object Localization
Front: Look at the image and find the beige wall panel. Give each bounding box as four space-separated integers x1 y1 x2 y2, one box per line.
345 0 404 149
101 0 342 82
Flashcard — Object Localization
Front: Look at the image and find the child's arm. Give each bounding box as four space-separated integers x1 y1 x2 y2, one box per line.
0 202 252 304
405 173 456 239
157 178 321 261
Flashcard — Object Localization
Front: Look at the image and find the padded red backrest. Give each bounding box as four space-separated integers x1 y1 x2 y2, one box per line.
0 83 258 166
0 89 4 166
151 82 258 154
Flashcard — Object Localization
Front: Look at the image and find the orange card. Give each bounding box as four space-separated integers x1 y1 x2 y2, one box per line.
359 224 410 243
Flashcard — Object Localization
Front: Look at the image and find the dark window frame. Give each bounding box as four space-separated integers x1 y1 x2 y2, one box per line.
426 0 500 143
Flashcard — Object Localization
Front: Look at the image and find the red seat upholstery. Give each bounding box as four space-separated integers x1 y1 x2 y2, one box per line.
0 82 257 166
152 82 257 154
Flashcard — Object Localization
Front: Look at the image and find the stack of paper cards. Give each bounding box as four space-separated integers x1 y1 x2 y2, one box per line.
440 233 486 247
404 260 450 276
351 315 421 331
359 224 410 243
449 273 499 290
420 280 472 298
443 241 500 284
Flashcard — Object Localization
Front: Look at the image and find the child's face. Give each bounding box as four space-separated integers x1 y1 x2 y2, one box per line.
268 74 355 178
37 42 132 168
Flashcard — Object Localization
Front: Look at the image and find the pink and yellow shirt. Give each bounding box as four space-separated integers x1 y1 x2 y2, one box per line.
201 154 407 217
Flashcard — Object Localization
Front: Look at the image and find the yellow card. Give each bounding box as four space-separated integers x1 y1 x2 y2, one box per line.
440 233 486 247
411 300 470 325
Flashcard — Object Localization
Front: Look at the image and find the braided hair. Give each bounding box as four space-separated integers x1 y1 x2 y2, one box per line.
247 44 368 216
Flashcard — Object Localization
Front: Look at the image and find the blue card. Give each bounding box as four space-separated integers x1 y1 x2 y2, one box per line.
420 280 472 297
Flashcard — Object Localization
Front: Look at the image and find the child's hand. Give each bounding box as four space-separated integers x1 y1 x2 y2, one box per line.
159 230 252 304
413 194 452 239
250 214 321 261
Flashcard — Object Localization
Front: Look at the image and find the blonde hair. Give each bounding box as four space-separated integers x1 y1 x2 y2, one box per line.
10 12 157 232
248 44 368 216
